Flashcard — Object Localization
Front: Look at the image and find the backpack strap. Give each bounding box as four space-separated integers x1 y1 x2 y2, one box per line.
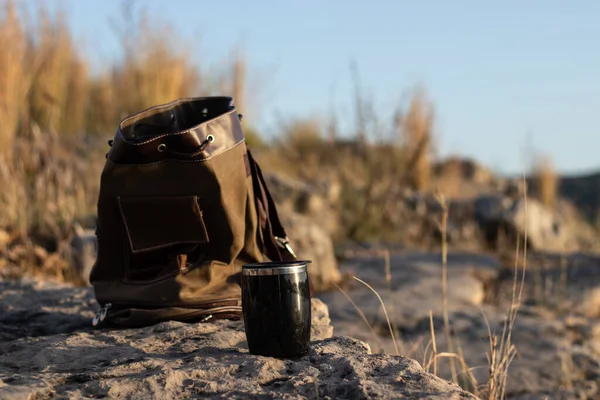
247 149 297 262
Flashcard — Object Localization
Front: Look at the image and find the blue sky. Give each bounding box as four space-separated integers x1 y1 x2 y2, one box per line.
23 0 600 175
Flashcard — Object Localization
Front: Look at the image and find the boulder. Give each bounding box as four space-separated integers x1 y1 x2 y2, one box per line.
280 210 342 292
473 195 591 252
320 252 600 398
264 172 339 237
0 280 475 400
68 223 97 285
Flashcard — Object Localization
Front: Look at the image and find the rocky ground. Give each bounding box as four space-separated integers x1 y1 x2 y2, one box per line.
320 251 600 399
0 280 474 400
2 250 600 399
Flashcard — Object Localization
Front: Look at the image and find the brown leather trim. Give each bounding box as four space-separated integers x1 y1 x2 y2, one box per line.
108 98 245 165
119 96 234 130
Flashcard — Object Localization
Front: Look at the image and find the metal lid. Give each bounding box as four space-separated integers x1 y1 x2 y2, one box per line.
242 260 311 276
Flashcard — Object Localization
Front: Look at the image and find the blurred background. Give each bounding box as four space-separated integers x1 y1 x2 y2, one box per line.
1 0 600 280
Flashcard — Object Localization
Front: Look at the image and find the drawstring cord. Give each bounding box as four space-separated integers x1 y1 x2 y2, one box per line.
106 112 243 158
157 134 214 157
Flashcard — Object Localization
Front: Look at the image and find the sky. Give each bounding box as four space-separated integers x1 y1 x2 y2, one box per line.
19 0 600 175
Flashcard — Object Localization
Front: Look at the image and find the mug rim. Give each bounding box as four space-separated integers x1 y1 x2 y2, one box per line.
242 260 312 269
242 260 311 276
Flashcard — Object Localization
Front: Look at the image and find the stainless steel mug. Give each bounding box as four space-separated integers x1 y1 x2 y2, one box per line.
241 260 312 357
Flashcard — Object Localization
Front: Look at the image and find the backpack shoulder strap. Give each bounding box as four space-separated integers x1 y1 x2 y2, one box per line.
247 149 297 262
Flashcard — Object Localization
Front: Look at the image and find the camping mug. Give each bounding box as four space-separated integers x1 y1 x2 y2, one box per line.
241 260 312 357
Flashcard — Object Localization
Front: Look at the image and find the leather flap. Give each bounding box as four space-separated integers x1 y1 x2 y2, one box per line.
117 196 209 254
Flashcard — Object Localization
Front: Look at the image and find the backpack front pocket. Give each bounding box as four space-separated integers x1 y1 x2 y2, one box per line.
117 195 209 283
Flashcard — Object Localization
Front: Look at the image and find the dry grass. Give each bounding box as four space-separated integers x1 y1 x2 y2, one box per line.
0 1 212 243
531 154 558 209
109 11 201 125
435 193 459 384
0 1 28 156
398 87 434 192
478 173 529 399
433 156 466 198
0 0 204 140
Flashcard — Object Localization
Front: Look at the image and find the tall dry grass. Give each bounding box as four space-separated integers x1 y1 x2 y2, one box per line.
531 154 558 209
398 87 434 192
109 12 201 125
0 1 216 248
0 1 28 156
0 1 206 141
27 8 88 136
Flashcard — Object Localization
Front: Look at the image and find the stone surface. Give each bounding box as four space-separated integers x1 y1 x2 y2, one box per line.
68 223 97 285
473 195 595 253
281 210 343 292
0 279 474 400
317 252 600 399
264 172 339 237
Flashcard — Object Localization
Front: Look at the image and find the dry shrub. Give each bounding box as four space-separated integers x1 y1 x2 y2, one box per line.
284 118 324 154
398 87 435 192
109 12 201 123
229 51 264 149
0 126 104 238
232 52 246 115
27 7 89 136
531 154 558 209
0 1 28 156
0 2 214 268
434 156 464 198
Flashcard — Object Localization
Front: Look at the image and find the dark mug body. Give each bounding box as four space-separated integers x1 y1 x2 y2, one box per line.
241 260 312 357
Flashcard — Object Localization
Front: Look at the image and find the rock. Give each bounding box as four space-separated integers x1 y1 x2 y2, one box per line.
319 252 498 350
473 195 588 252
320 252 600 399
264 172 339 237
264 172 326 215
68 223 97 286
577 287 600 318
473 195 512 223
433 157 494 186
280 211 342 292
311 298 334 340
509 198 571 252
0 279 475 400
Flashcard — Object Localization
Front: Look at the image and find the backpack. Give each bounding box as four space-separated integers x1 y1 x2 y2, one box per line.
89 96 297 328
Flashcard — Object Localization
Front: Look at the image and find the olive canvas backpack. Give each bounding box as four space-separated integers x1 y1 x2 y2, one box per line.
89 96 297 328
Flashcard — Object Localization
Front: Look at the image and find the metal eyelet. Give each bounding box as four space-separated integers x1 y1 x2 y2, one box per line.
158 143 166 152
207 135 215 143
